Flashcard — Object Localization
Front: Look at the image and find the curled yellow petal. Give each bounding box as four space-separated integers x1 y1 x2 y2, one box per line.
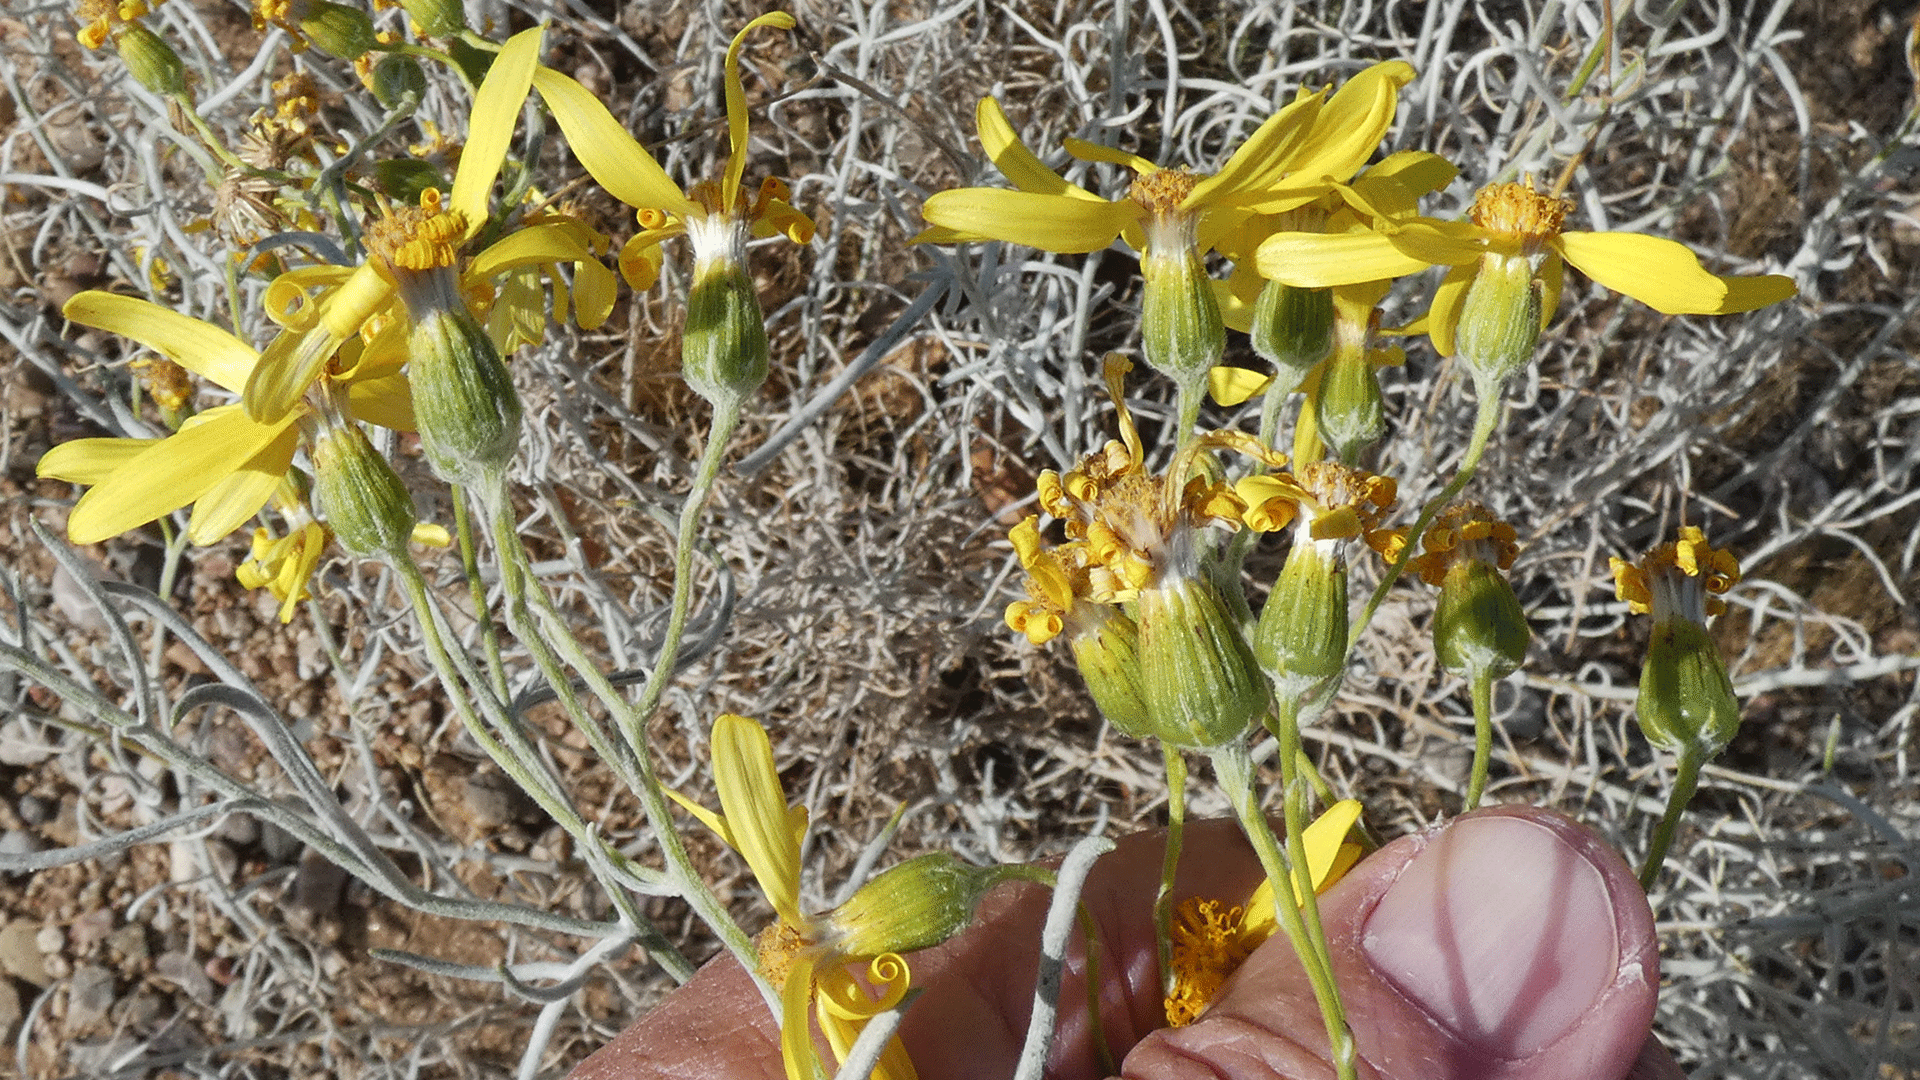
711 713 805 925
722 12 797 211
449 26 543 234
1285 60 1416 187
63 292 257 395
1186 92 1322 207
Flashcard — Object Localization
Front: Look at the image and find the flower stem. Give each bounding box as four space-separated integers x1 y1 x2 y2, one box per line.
1639 741 1707 891
1153 743 1187 996
452 488 508 700
1465 668 1495 811
1352 390 1502 648
1210 742 1357 1080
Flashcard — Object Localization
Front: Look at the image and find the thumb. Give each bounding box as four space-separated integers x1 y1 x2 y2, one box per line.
1123 806 1677 1080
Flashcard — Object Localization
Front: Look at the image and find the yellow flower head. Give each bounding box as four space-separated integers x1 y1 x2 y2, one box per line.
1163 800 1365 1026
918 61 1415 259
74 0 154 49
37 292 414 548
531 13 815 290
1235 460 1397 550
240 28 616 424
1033 355 1267 599
1407 502 1519 586
1610 525 1741 622
1257 176 1799 359
680 715 918 1080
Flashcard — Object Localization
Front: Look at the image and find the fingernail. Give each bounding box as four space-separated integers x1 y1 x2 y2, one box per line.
1361 814 1621 1058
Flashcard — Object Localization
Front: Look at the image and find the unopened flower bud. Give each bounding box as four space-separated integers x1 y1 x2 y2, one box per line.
1136 577 1268 749
399 0 463 36
1313 344 1384 463
1068 609 1151 739
367 53 426 110
1140 246 1226 387
1636 620 1740 755
1433 557 1529 680
1249 280 1333 396
408 306 523 487
1255 540 1347 697
115 22 186 95
1455 251 1543 397
308 399 416 560
681 215 769 409
296 0 376 59
828 853 1035 959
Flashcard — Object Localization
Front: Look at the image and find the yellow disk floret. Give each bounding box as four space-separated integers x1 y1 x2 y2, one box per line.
365 189 467 274
1610 525 1741 619
75 0 155 48
1163 897 1255 1028
1467 181 1572 247
1411 502 1520 586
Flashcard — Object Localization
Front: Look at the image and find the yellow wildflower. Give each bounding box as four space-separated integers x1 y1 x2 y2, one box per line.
1164 799 1365 1026
530 13 815 291
1254 178 1799 360
37 292 412 547
244 27 616 424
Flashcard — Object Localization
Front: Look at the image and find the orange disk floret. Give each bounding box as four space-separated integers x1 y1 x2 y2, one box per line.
1411 502 1520 586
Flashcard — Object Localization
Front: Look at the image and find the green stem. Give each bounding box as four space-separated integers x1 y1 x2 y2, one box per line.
452 488 509 701
1210 743 1357 1080
1076 905 1119 1077
1639 742 1707 891
622 404 743 741
1352 391 1502 648
389 553 694 979
1272 699 1341 1034
477 407 762 988
1173 372 1205 450
1153 744 1188 996
1464 668 1495 811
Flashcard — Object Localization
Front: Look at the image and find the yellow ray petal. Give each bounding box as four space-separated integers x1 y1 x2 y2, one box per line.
65 408 293 544
449 26 543 235
37 437 160 486
722 13 797 210
1363 150 1458 201
1061 137 1159 175
1186 92 1323 207
1255 230 1437 287
573 256 618 329
664 786 736 847
187 430 296 543
1717 271 1799 312
1284 61 1416 186
1209 365 1274 406
263 264 355 331
1425 261 1476 357
975 97 1099 200
780 957 819 1080
920 188 1138 253
63 292 256 395
345 373 416 431
467 222 601 279
1241 798 1366 938
531 67 697 218
1554 230 1795 315
711 713 805 925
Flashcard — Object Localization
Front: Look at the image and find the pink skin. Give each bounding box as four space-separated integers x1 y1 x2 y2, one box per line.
571 807 1685 1080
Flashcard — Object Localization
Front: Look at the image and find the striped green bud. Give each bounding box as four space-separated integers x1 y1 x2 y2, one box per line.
1136 577 1268 749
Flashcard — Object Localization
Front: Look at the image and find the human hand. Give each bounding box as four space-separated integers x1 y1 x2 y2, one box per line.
572 806 1683 1080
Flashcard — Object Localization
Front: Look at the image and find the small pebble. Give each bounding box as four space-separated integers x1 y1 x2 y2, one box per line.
0 923 50 987
63 964 114 1033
